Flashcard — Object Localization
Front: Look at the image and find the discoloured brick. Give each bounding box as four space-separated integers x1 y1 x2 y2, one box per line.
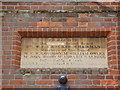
68 75 79 79
37 22 62 27
101 80 118 85
75 80 92 85
10 80 26 85
36 80 53 85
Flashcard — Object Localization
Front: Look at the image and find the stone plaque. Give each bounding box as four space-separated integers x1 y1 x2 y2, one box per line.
21 38 108 68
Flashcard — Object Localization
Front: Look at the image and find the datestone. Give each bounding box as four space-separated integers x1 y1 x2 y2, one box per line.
21 38 108 68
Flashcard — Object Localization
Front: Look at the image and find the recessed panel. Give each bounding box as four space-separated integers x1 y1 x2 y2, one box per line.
21 38 108 68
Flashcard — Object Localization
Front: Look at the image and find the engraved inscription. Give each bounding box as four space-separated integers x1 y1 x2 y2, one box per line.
21 38 108 68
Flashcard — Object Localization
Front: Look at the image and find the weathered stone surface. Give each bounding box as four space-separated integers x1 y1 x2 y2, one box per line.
1 0 119 2
21 38 108 68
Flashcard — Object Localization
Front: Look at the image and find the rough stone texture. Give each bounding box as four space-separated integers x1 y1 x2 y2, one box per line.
0 0 120 2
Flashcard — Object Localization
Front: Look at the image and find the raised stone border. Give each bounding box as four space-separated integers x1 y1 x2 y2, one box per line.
18 68 109 75
1 10 120 13
0 0 120 2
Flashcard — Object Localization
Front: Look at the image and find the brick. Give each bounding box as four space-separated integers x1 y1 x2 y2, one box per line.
2 65 11 69
29 23 37 27
107 36 116 41
63 13 78 17
2 6 7 9
79 23 87 28
104 18 113 22
108 61 118 65
6 6 14 10
31 6 39 10
10 80 26 85
15 75 23 79
114 76 120 79
106 86 115 88
37 22 62 27
13 36 21 41
27 81 35 85
75 80 92 85
75 6 90 10
13 41 21 46
67 81 75 85
108 51 117 56
88 75 104 79
11 56 20 61
36 80 53 85
101 80 118 85
3 32 13 36
110 64 118 69
40 86 49 88
63 23 78 27
2 86 14 88
42 18 50 22
78 75 87 79
106 75 114 79
108 41 117 46
24 75 41 80
51 75 59 79
108 46 117 51
3 41 13 45
67 18 76 22
53 81 59 85
12 46 21 51
93 80 100 85
113 18 119 22
50 22 62 27
63 6 75 10
86 2 99 5
2 80 9 85
90 6 99 9
2 69 10 74
110 31 120 36
50 2 57 5
103 2 111 5
12 61 20 65
12 51 20 55
110 70 119 74
10 65 20 69
118 45 120 50
101 23 117 28
88 23 100 28
77 18 90 22
119 61 120 65
91 17 103 22
18 3 30 5
42 75 49 79
3 3 18 5
15 6 30 10
111 2 119 5
2 60 11 65
2 75 14 79
79 14 88 17
110 55 117 60
68 75 79 79
51 18 67 22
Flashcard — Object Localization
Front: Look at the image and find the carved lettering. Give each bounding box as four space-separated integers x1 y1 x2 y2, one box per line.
21 38 108 68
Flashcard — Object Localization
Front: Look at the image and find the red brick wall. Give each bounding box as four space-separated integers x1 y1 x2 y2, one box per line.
2 2 120 89
0 2 2 89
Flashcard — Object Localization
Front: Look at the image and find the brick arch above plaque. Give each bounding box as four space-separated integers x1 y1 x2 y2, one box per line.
21 38 108 68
